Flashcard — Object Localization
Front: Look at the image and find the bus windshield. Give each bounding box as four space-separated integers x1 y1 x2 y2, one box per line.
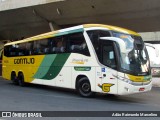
113 32 150 75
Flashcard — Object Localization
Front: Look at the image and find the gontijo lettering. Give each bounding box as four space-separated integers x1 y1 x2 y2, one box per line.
14 58 35 64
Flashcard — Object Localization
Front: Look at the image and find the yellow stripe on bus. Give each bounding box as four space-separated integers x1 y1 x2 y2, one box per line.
83 24 140 36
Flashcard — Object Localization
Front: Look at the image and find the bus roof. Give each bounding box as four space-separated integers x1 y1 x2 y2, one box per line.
83 24 140 36
5 24 140 46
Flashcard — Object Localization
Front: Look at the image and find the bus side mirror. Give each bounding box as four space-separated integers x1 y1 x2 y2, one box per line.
100 37 127 53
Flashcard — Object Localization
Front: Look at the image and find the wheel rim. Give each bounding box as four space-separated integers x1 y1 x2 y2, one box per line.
81 82 90 93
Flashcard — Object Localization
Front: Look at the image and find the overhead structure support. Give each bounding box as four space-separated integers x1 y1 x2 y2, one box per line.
49 22 60 31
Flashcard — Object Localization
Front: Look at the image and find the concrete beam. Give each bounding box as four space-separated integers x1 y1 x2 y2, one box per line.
49 22 60 31
0 0 65 11
139 32 160 41
32 8 60 31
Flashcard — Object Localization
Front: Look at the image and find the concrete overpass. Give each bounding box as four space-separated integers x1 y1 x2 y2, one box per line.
0 0 160 40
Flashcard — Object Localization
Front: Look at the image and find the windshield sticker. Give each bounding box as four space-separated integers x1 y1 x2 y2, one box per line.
120 35 128 39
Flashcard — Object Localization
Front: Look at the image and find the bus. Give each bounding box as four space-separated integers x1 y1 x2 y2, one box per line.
1 40 10 76
0 48 2 76
145 43 160 86
0 41 4 60
2 24 152 97
0 40 10 60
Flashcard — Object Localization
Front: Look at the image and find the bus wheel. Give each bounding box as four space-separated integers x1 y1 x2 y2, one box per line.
77 77 94 97
18 73 25 87
11 72 18 85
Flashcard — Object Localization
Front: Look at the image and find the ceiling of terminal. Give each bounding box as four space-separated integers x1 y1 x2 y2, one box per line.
0 0 160 40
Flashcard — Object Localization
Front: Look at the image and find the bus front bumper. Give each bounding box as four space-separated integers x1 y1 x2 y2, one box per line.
117 81 152 95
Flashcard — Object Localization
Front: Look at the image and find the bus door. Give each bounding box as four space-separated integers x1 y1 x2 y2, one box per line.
99 40 118 94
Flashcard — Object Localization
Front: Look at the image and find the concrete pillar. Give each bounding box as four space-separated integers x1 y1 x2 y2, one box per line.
49 22 60 31
32 9 60 31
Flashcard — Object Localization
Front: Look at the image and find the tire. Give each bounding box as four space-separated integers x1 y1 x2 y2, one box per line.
18 73 25 87
11 72 18 85
77 77 94 97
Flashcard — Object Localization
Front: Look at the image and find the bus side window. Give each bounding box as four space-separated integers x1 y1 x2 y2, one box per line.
17 43 26 56
68 32 90 56
0 50 3 60
4 46 10 57
87 30 111 59
33 39 48 55
10 45 18 57
47 36 66 54
25 42 33 55
33 41 42 55
48 38 56 54
55 36 66 53
4 45 17 57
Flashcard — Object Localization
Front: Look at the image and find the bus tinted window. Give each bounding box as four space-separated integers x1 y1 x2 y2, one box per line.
49 36 66 54
33 39 48 55
87 30 111 57
25 42 33 55
17 43 27 56
4 45 18 57
4 32 90 57
4 43 33 57
68 32 90 56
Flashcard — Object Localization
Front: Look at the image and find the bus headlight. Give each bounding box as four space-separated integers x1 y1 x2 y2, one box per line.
122 78 133 84
116 75 133 84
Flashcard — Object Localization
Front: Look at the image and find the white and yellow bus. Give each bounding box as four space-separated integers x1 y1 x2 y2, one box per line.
2 24 152 97
0 40 10 60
